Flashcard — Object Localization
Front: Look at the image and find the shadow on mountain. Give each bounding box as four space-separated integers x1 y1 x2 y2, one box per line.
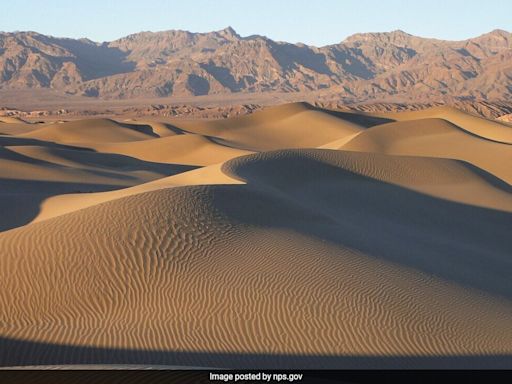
200 62 243 92
34 35 136 80
330 48 374 80
271 42 333 75
186 74 210 96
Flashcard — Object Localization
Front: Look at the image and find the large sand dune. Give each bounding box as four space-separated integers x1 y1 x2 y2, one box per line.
0 103 511 368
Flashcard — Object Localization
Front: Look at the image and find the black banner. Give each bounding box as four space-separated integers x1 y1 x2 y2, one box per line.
0 370 511 384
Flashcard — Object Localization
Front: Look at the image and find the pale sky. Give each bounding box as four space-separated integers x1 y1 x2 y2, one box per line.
2 0 511 46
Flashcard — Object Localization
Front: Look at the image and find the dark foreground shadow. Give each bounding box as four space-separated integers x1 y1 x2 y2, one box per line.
0 336 511 369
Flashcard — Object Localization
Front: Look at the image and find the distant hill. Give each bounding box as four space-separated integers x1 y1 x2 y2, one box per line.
1 27 511 101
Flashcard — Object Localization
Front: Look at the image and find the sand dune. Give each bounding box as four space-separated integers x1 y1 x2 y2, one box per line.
60 103 367 166
368 106 512 144
173 103 367 151
0 121 40 136
0 103 511 368
92 134 254 166
0 116 28 124
340 117 512 184
21 118 162 144
32 163 244 224
0 136 194 232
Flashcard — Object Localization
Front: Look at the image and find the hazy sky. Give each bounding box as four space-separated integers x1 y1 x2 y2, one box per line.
3 0 511 46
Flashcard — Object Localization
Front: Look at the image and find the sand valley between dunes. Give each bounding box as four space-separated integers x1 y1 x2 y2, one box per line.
0 102 511 368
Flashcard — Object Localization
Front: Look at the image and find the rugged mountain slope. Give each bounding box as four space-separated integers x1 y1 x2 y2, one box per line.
0 28 511 100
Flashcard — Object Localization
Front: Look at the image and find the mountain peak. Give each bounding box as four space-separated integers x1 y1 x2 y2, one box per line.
217 26 239 39
473 29 510 40
488 29 510 36
342 29 413 44
389 29 412 36
471 29 511 48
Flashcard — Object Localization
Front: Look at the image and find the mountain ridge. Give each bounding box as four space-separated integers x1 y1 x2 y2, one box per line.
1 28 511 101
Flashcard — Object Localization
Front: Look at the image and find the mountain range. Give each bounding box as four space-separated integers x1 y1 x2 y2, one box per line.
1 27 511 101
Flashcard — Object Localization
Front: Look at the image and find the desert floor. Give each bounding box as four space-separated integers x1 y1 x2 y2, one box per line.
0 102 511 368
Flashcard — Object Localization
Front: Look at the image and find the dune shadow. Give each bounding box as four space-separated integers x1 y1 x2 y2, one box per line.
0 179 123 232
0 136 97 151
0 336 510 369
463 161 512 192
219 153 512 301
0 158 196 232
112 120 160 138
294 102 395 127
311 105 395 127
158 123 189 136
318 109 395 127
437 117 512 145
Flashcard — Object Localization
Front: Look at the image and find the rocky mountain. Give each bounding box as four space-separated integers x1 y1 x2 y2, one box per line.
1 27 511 101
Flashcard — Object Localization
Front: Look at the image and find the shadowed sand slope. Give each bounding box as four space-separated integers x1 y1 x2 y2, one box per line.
0 136 195 231
0 104 511 369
